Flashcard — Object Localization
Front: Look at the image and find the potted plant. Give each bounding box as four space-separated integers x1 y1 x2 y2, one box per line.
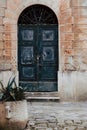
0 76 28 130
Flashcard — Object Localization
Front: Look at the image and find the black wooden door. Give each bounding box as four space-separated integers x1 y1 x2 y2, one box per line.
18 25 58 92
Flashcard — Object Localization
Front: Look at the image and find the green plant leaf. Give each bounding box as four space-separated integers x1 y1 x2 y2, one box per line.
0 81 6 92
10 92 16 101
13 79 18 88
0 76 25 101
7 77 15 90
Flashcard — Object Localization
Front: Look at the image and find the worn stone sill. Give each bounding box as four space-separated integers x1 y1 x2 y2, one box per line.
26 96 60 100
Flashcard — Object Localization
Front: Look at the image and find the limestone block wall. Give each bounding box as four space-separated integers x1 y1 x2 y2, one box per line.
0 0 11 71
72 0 87 71
0 0 12 87
58 0 87 101
0 0 87 101
59 0 74 70
71 0 87 101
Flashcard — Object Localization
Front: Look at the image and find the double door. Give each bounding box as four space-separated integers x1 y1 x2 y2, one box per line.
18 25 58 91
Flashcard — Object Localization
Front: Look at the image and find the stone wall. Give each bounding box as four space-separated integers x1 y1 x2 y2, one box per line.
0 0 87 101
58 0 87 101
0 0 11 71
59 0 74 71
59 0 87 71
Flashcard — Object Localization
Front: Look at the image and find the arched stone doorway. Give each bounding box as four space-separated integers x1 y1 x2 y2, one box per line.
18 4 58 92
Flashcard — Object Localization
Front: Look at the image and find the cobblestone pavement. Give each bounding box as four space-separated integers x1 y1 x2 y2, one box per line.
24 102 87 130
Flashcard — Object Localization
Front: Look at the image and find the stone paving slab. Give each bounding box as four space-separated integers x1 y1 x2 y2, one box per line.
24 102 87 130
27 102 87 120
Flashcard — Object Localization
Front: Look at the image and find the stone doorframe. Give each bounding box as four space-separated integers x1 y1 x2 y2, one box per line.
8 0 59 89
17 1 59 90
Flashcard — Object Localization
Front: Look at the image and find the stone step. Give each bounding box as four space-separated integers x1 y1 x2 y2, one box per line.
24 92 59 97
26 96 60 100
24 92 60 101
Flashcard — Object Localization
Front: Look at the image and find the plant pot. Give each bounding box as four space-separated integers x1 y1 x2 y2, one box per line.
0 100 28 130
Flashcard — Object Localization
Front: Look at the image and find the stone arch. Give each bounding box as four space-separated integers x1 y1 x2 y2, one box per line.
15 0 59 22
17 4 59 92
17 4 58 25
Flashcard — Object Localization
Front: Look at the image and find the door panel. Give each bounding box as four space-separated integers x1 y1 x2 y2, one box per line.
42 30 54 41
18 25 58 92
22 67 35 79
42 47 54 61
21 30 34 41
39 66 57 80
19 82 57 92
21 46 34 64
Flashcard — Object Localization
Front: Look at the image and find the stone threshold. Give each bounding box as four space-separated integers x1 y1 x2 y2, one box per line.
24 92 60 101
26 96 60 99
